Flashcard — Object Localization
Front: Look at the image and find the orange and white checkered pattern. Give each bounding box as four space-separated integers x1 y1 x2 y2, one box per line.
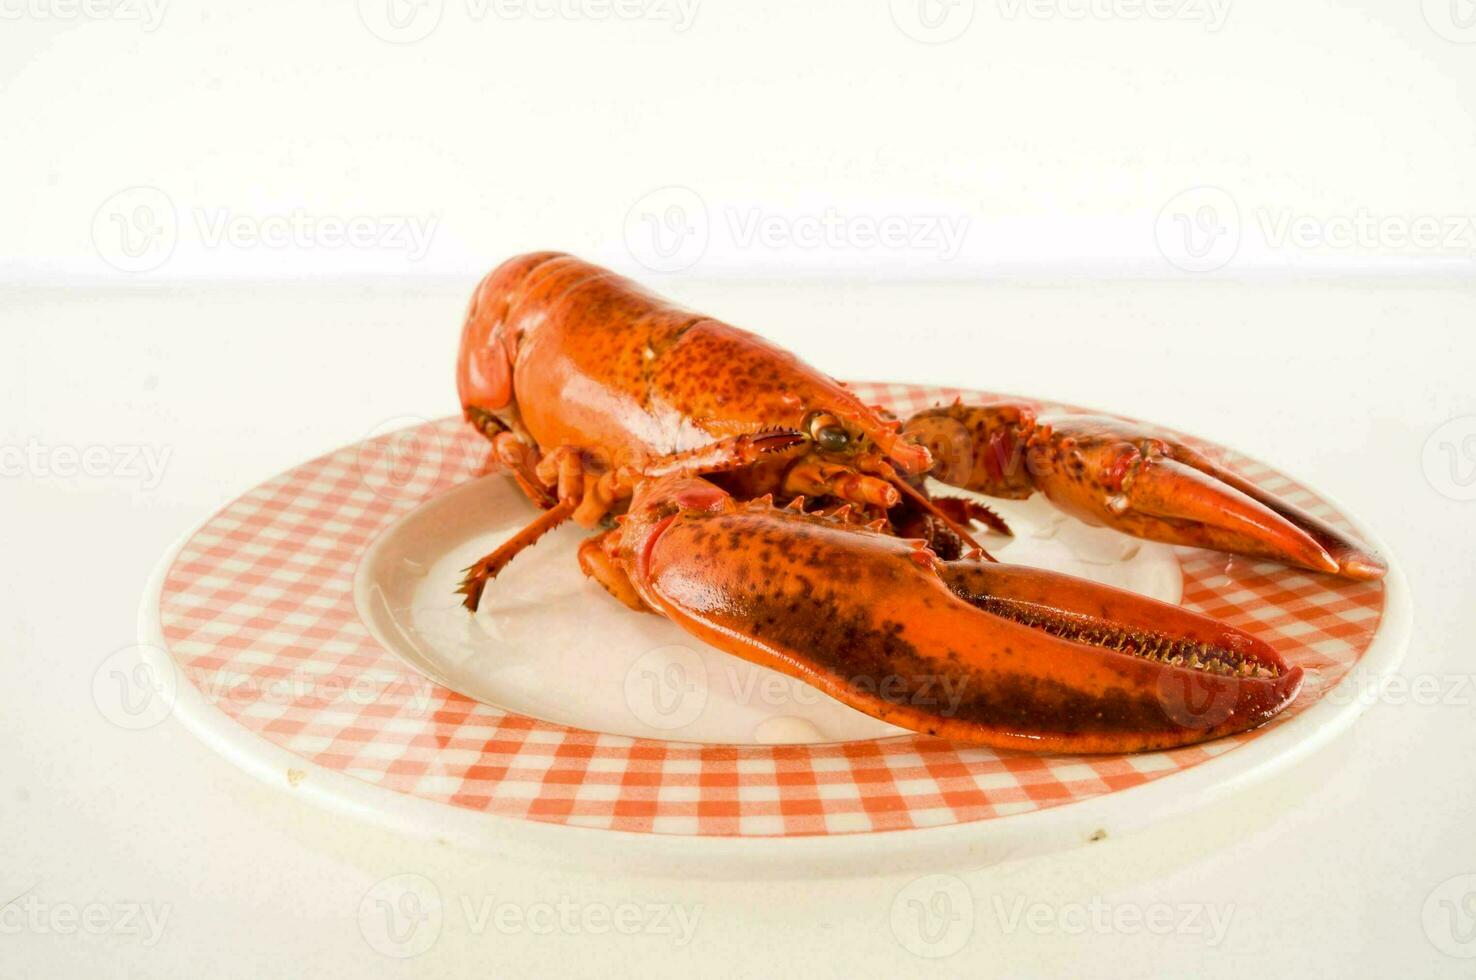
156 384 1385 837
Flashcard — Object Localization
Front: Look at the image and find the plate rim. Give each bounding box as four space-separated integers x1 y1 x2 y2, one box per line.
137 402 1412 878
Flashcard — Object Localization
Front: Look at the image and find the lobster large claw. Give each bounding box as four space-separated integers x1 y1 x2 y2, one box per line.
614 475 1303 753
906 405 1386 581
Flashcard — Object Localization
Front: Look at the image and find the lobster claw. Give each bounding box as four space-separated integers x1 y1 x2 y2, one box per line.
1024 416 1385 580
616 476 1302 753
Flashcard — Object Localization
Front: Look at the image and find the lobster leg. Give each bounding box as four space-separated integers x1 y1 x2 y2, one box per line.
614 475 1302 753
904 403 1386 581
458 500 576 610
465 408 557 509
578 530 648 612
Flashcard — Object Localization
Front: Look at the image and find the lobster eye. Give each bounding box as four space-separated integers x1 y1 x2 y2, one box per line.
806 412 853 453
815 425 850 452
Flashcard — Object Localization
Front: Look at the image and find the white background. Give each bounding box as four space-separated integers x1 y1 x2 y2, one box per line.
4 1 1476 976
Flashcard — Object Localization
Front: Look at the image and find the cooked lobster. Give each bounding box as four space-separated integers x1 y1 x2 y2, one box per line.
454 252 1384 753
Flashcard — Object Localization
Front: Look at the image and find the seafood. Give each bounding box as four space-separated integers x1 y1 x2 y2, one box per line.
454 252 1384 752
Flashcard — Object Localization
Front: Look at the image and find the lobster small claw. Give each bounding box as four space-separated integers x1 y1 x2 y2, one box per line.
1023 415 1386 581
905 404 1386 581
613 475 1302 753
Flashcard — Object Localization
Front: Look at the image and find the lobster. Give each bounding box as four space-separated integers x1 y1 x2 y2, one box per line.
454 252 1385 753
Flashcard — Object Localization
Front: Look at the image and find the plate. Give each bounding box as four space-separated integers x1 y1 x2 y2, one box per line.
139 383 1409 876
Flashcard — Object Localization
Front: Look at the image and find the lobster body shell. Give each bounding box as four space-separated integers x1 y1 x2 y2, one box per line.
457 252 901 470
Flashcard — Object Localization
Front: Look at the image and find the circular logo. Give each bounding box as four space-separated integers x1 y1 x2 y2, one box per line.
623 186 709 273
909 413 977 487
1423 0 1476 43
1422 416 1476 502
358 873 443 958
623 644 709 732
1155 185 1240 273
890 873 974 958
355 416 448 501
889 0 974 43
1155 669 1238 731
92 186 177 274
1423 873 1476 958
357 0 444 43
92 645 177 730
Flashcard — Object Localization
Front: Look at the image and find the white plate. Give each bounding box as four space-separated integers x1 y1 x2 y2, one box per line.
138 387 1410 878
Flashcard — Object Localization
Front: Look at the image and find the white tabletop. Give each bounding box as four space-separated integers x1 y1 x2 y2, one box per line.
3 275 1473 977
